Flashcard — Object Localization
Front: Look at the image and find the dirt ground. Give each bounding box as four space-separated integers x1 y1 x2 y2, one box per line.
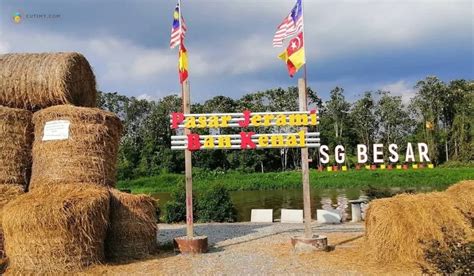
83 222 420 275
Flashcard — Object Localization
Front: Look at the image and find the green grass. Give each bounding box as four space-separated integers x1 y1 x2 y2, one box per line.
117 167 474 194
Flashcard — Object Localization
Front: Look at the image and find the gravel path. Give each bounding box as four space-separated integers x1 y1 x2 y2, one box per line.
157 221 364 248
84 222 419 275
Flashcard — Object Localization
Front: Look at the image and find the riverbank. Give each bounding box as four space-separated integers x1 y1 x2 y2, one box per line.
118 167 474 194
84 222 419 275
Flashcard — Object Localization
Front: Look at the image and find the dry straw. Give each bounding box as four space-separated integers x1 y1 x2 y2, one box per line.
0 185 24 262
105 189 158 260
30 105 123 189
0 52 97 111
445 180 474 221
2 184 110 274
365 191 473 266
0 106 33 188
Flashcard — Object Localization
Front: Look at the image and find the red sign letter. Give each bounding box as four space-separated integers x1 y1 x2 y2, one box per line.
171 112 185 129
187 133 201 151
240 132 256 149
239 110 251 127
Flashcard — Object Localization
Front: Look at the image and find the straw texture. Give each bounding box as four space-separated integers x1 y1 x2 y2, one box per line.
0 52 96 110
2 184 110 274
365 191 473 266
30 105 123 189
0 106 33 188
445 180 474 221
105 189 158 260
0 185 24 262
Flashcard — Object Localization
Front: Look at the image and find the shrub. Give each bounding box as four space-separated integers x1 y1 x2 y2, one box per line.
197 184 237 223
154 200 161 223
164 184 198 223
363 185 393 200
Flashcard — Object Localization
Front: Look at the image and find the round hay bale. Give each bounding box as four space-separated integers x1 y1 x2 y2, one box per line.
445 180 474 220
2 184 110 274
30 105 122 189
105 189 158 260
0 106 33 188
365 192 473 265
0 52 97 110
0 185 24 262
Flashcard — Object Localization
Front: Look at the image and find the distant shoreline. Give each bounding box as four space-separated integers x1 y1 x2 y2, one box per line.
118 167 474 194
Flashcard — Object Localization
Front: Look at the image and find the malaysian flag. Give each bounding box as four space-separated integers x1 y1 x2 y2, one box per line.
170 3 187 49
273 0 304 47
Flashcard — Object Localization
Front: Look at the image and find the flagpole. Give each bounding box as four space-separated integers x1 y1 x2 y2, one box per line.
178 0 184 110
178 0 194 239
299 0 313 240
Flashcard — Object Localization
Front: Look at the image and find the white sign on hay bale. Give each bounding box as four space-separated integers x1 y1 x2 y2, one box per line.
250 209 273 223
42 120 70 141
316 209 342 224
281 209 303 223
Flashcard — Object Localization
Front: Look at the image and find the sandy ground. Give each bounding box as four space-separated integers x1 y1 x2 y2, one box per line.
84 222 420 275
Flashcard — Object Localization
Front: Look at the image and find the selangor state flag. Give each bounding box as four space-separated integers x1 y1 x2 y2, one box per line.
278 32 305 77
178 41 188 84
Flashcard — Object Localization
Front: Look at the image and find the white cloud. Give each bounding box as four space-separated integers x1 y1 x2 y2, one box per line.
381 80 417 104
0 41 9 54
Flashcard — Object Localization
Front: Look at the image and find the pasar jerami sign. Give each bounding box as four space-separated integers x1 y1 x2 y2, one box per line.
170 110 320 150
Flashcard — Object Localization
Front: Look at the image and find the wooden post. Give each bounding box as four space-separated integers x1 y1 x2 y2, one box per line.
298 78 313 239
183 80 194 238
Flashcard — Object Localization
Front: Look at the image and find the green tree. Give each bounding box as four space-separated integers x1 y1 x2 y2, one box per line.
350 92 377 158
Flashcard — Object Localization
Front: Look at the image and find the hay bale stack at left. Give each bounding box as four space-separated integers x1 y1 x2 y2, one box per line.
105 189 158 260
0 106 33 188
2 184 110 274
0 52 97 111
0 106 32 268
0 185 24 271
30 105 123 189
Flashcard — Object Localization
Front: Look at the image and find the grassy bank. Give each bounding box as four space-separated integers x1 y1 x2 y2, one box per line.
118 167 474 194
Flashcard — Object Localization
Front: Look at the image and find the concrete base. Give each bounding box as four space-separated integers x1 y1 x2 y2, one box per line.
281 209 303 223
173 236 208 254
291 235 328 252
251 209 273 222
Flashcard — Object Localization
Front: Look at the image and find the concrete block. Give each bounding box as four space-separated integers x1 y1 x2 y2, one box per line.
251 209 273 223
316 209 341 224
281 209 303 223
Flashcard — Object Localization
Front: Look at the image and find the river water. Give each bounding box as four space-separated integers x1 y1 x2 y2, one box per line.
153 186 438 222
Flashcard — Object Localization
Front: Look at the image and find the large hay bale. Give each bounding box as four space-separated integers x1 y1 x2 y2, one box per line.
0 185 24 262
0 106 33 188
445 180 474 220
105 189 158 260
0 52 96 110
2 184 109 274
30 105 122 189
365 192 473 265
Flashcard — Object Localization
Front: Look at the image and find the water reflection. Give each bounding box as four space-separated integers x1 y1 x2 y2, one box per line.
153 186 437 222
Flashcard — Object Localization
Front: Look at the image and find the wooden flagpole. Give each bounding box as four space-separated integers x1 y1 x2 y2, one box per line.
299 0 313 239
178 0 194 239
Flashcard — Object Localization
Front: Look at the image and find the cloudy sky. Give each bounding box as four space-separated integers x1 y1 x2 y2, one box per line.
1 0 472 103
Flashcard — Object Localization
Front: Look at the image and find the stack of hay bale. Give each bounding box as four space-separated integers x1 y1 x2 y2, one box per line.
0 53 158 274
364 180 474 268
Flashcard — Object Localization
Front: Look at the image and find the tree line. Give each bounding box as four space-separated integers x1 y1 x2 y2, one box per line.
97 76 473 180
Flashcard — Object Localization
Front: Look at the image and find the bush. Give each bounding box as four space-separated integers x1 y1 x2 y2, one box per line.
154 200 161 223
363 185 393 200
197 184 237 223
164 184 198 223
